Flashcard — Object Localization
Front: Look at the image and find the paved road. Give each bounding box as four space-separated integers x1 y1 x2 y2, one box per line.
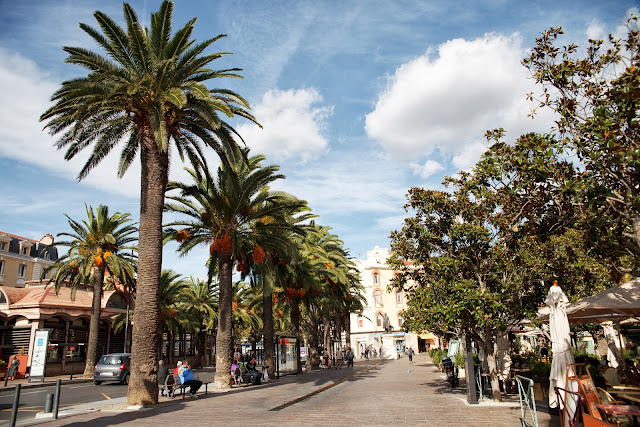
0 382 127 426
30 354 560 426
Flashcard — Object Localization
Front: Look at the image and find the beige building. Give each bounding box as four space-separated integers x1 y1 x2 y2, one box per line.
0 232 58 288
349 246 420 359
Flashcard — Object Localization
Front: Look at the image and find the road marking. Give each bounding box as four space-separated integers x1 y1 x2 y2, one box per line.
101 393 111 400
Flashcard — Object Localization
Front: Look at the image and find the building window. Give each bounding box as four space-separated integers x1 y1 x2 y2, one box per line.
373 272 379 285
357 315 363 328
374 289 382 307
396 291 403 305
18 264 26 278
376 313 384 327
0 260 4 274
398 315 404 327
0 242 6 251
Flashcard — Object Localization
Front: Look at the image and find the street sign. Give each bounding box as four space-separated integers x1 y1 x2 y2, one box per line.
29 329 50 383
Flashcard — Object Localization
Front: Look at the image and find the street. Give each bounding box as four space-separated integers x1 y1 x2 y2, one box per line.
0 382 127 426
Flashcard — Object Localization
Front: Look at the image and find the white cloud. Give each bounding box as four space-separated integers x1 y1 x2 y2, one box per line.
0 48 142 198
452 140 490 172
365 33 555 171
586 18 606 40
237 88 333 163
411 160 445 178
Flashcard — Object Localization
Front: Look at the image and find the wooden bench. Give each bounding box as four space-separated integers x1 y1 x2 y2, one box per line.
161 373 208 399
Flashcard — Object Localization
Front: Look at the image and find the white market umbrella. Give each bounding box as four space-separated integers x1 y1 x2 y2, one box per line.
547 284 576 409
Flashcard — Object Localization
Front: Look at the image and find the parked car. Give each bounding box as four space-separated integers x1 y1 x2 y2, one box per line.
94 353 130 385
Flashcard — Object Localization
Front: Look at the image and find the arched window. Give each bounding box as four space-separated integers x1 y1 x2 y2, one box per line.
376 312 384 328
396 290 403 306
373 272 380 285
373 289 382 307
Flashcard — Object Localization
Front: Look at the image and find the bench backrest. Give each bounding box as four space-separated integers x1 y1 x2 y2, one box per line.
174 373 183 385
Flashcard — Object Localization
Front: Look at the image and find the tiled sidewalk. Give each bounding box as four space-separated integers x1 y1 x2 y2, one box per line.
26 354 560 426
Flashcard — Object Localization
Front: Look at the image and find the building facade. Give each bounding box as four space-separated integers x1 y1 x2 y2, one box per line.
349 246 419 359
0 232 58 288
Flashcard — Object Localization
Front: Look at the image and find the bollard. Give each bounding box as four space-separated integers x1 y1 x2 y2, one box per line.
3 369 8 387
9 383 21 427
52 379 61 419
45 393 54 413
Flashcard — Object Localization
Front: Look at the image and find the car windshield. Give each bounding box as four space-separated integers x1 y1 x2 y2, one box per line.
99 356 124 365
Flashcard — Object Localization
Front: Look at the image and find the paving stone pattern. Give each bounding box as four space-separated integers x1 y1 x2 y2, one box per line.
30 354 560 426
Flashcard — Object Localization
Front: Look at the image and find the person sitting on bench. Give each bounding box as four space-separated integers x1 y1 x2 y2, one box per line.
178 361 202 397
245 356 262 385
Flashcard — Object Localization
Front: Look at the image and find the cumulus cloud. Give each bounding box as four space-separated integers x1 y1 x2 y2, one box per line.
0 48 144 197
237 88 333 163
411 159 445 178
365 33 555 171
586 18 606 40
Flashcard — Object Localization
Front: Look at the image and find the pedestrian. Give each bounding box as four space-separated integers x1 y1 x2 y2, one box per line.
373 348 378 358
347 347 355 367
173 360 182 376
158 360 169 396
7 356 19 381
408 347 415 363
365 348 369 359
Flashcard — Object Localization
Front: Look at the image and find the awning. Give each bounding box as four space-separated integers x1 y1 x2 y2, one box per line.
418 333 437 340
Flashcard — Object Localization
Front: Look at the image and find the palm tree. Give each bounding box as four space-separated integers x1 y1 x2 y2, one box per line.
40 1 257 404
43 205 137 378
182 277 218 365
164 152 310 388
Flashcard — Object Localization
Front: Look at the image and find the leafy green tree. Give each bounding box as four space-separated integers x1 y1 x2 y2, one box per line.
40 1 257 404
523 16 640 277
390 131 611 400
164 152 310 388
44 205 136 378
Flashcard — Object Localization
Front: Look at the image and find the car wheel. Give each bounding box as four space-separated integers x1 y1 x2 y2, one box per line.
94 380 102 385
122 374 129 385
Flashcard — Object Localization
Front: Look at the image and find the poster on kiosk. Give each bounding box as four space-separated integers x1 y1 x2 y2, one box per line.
29 329 50 383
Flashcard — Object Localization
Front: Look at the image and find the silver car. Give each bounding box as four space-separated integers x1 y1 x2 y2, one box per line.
93 353 130 385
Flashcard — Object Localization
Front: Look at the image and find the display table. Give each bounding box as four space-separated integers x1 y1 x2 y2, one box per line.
596 403 640 426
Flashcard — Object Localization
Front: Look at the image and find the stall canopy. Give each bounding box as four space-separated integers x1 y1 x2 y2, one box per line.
566 278 640 323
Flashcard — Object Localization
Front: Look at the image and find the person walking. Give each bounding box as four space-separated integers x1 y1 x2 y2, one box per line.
408 347 415 363
346 347 355 368
7 356 19 381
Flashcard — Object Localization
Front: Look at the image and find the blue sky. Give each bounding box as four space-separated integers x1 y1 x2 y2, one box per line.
0 0 637 278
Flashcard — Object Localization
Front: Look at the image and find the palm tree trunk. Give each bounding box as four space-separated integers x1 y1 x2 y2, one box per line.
128 137 168 406
262 276 275 379
322 308 331 358
343 310 351 353
84 266 105 377
290 299 302 374
334 312 343 345
306 305 320 370
214 251 233 389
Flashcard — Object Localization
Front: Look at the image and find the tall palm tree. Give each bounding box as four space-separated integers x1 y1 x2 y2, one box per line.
164 152 310 388
43 205 137 377
40 1 257 404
